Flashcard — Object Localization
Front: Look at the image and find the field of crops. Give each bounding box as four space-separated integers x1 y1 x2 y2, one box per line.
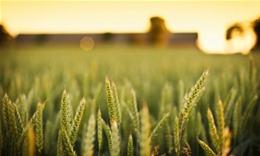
1 45 260 156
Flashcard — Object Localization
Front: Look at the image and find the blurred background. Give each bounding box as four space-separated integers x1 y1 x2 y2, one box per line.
1 0 260 54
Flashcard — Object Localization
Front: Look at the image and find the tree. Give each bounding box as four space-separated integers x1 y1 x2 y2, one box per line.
148 16 170 47
252 17 260 49
0 24 13 46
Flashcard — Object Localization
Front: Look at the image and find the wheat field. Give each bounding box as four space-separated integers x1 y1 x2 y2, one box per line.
0 45 260 156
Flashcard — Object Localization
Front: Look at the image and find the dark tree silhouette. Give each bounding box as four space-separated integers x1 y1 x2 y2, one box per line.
252 16 260 49
148 16 170 47
226 23 244 40
0 24 13 46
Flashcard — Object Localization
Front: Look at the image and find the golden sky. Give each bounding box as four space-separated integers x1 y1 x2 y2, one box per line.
1 0 260 53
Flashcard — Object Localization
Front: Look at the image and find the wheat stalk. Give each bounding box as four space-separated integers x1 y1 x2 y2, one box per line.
112 81 122 124
181 69 209 121
196 111 202 137
82 114 96 156
165 121 173 154
111 121 120 156
233 97 241 139
240 95 258 133
27 124 35 156
224 88 237 126
70 98 86 146
178 69 209 155
173 117 180 154
150 113 169 146
207 108 219 152
44 120 52 154
13 102 24 136
57 130 64 156
216 99 225 154
127 134 134 156
105 76 117 124
131 89 140 135
139 104 151 156
60 89 70 133
61 127 77 156
197 138 216 156
97 108 103 152
101 119 112 153
3 94 11 132
35 101 45 153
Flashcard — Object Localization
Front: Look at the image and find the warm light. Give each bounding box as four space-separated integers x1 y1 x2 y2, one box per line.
1 1 260 54
197 24 257 55
80 37 95 51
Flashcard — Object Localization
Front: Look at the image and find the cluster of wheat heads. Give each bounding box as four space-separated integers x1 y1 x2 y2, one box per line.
1 62 259 156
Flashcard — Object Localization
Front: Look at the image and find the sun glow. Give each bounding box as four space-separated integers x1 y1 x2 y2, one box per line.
1 1 260 54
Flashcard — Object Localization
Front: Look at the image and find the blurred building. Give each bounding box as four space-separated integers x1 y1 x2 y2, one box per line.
15 32 198 48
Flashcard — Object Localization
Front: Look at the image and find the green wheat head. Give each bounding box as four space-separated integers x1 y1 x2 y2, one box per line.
131 89 140 134
139 104 151 156
60 89 70 133
181 69 209 121
61 127 77 156
173 117 180 154
150 113 169 146
111 121 120 156
97 108 103 152
216 99 225 153
35 101 45 153
197 138 216 156
127 134 133 156
112 81 122 124
207 108 219 152
81 114 96 156
70 98 86 145
101 118 112 153
105 76 117 124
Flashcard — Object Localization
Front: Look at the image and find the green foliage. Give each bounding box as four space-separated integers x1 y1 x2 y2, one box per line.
1 46 260 156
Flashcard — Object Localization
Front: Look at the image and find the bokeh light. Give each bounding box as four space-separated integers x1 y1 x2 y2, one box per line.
80 36 95 51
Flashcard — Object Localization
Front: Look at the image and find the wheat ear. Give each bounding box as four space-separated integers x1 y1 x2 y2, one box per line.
181 69 209 121
60 89 70 132
3 94 12 132
97 108 103 152
13 102 24 136
105 76 117 124
139 104 151 156
216 99 225 154
178 69 209 155
207 108 219 152
112 81 122 124
101 119 112 153
82 114 96 156
173 117 180 154
111 121 120 156
150 113 169 146
131 89 140 134
35 101 45 153
57 130 64 156
127 134 134 156
61 127 77 156
70 98 86 146
197 138 216 156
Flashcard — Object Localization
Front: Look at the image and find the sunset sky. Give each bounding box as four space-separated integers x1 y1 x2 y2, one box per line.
1 0 260 53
